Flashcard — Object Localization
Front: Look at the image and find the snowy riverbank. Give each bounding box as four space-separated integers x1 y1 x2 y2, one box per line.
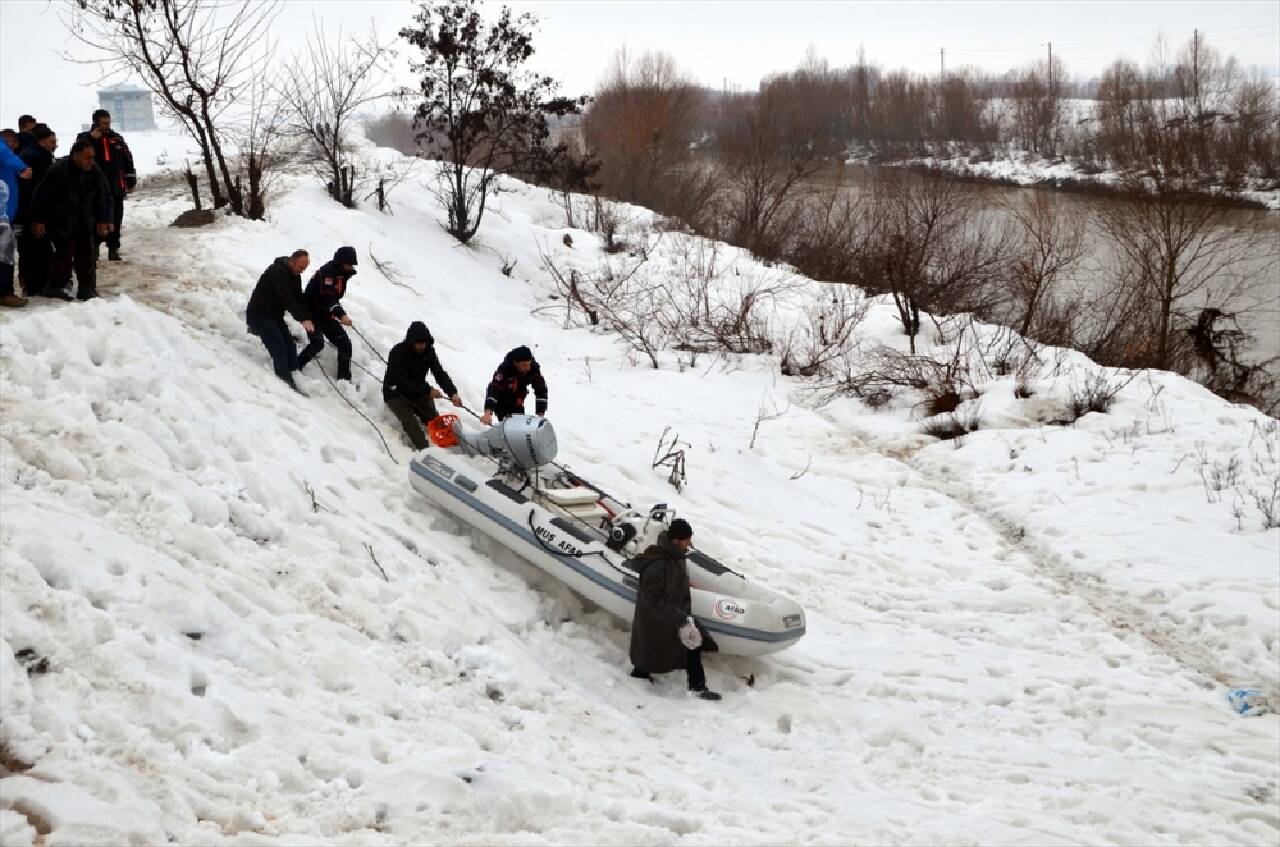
1 147 1277 844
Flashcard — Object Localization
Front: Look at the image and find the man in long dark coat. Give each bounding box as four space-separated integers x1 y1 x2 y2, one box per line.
629 518 722 701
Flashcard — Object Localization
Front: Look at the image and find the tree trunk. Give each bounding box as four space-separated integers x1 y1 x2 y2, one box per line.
200 102 241 216
185 167 202 211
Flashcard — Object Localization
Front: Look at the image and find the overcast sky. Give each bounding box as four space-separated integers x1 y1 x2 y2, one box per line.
2 0 1277 140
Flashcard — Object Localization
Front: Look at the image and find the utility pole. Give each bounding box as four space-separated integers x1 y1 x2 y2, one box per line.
1047 41 1053 101
940 47 945 79
1192 27 1200 115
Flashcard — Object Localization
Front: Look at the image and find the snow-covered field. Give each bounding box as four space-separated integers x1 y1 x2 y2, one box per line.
1 145 1278 844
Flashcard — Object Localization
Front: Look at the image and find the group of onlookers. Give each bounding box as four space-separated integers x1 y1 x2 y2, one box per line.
0 110 136 308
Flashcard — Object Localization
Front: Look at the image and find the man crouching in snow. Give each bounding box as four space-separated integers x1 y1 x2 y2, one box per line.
246 249 313 394
382 321 463 450
629 518 722 701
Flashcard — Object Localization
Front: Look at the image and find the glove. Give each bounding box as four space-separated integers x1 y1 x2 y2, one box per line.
678 617 702 650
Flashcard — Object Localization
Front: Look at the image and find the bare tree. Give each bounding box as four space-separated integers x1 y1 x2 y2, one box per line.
779 289 869 378
68 0 280 216
278 21 394 208
1004 191 1086 337
785 187 868 284
856 170 1014 353
716 81 836 259
1093 171 1277 372
582 49 716 227
1008 56 1068 156
1173 30 1240 124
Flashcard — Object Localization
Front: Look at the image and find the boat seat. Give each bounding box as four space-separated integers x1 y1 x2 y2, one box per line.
541 487 600 507
563 503 609 522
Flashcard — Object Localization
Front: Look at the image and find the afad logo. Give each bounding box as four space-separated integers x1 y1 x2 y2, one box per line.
714 599 746 620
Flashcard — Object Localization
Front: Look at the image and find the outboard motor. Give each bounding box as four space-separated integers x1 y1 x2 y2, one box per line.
607 520 637 552
453 415 559 470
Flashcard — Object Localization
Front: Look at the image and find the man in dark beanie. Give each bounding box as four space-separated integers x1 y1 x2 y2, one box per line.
296 245 357 381
382 321 463 450
480 345 548 425
628 517 722 701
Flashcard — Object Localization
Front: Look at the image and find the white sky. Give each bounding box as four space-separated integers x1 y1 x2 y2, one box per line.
2 0 1277 140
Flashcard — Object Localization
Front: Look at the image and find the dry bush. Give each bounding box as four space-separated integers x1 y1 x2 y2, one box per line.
854 169 1014 352
922 403 983 444
832 334 980 417
1004 191 1086 337
1060 368 1137 422
780 290 869 378
656 237 795 356
715 74 839 259
1090 173 1276 374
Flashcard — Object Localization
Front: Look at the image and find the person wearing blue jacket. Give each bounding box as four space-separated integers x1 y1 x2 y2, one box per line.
0 139 33 307
296 246 357 381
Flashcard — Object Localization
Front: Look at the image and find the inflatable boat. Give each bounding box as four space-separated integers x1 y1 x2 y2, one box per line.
407 414 806 656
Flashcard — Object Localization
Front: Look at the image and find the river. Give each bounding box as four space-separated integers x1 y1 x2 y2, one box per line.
821 164 1280 398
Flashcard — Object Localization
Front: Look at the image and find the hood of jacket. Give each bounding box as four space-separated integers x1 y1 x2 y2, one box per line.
405 321 433 345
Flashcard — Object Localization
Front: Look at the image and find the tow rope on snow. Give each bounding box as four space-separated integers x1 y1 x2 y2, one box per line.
313 359 399 464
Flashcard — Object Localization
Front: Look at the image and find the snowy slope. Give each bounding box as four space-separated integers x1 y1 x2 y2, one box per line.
1 153 1278 845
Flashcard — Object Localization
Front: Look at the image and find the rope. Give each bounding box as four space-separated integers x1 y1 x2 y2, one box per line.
346 328 630 510
349 324 388 365
525 509 638 581
313 359 400 464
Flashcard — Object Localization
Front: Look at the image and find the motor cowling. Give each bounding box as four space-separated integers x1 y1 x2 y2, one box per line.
454 415 558 470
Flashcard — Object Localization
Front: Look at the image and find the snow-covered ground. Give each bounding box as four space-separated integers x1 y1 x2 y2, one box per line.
1 146 1278 844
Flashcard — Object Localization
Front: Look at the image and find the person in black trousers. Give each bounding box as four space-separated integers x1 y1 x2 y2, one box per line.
296 246 357 381
245 250 313 393
29 140 111 301
382 321 463 450
16 124 56 297
75 109 135 261
629 519 722 701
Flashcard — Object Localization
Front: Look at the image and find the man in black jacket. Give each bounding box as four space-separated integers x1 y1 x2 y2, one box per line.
76 109 136 261
16 116 36 152
16 124 56 296
296 246 357 381
382 321 463 450
629 519 722 701
246 250 314 393
479 345 548 425
30 140 111 301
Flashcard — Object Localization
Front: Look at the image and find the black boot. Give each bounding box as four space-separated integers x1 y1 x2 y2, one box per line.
336 361 352 382
108 248 122 262
630 668 653 681
689 686 722 701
